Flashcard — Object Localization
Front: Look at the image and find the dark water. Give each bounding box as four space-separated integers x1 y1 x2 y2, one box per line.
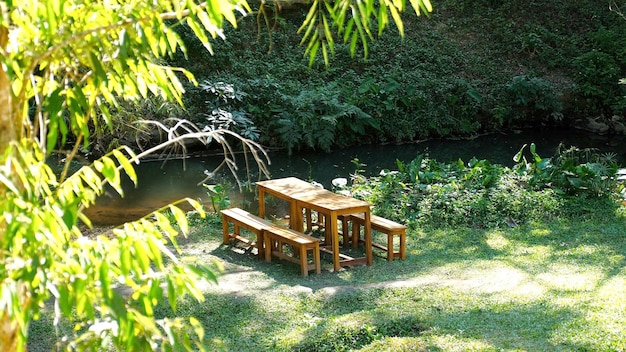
85 128 626 225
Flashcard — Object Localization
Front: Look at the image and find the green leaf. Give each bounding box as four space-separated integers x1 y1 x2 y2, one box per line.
112 149 137 186
299 10 318 46
100 260 111 300
167 277 177 312
388 3 404 36
0 171 21 195
186 17 212 54
89 51 107 85
322 14 334 50
298 0 319 35
189 317 205 341
95 156 122 195
168 205 188 234
530 143 542 162
308 39 320 66
378 1 388 36
514 144 527 163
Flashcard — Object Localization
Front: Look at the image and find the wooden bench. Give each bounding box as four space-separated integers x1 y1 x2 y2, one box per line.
264 226 321 276
221 207 276 259
344 213 407 261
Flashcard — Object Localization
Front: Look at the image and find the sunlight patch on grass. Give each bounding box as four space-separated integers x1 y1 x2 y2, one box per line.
358 336 430 351
535 263 604 292
510 243 552 258
422 333 496 352
485 231 510 250
530 227 553 237
586 275 626 339
595 274 626 308
418 261 546 300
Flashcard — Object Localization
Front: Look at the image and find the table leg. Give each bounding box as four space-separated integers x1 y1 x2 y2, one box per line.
330 212 340 271
292 202 304 232
258 189 266 219
324 215 332 245
305 208 312 232
364 211 373 266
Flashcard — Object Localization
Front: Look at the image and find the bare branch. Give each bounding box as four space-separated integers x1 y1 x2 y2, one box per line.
134 119 271 191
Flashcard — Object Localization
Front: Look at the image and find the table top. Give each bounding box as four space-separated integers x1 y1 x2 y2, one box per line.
256 177 371 212
255 177 321 200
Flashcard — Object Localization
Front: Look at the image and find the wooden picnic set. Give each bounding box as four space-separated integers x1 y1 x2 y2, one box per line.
220 177 407 276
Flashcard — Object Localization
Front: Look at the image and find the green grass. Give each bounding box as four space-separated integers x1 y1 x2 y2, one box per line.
28 206 626 351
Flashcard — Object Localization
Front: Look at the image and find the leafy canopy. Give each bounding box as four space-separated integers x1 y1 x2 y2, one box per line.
0 0 431 350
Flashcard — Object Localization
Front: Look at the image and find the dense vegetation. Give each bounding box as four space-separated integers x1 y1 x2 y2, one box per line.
109 0 626 156
344 143 622 229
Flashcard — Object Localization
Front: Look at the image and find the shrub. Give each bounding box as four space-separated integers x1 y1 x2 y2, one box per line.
198 81 260 140
505 75 563 125
346 145 618 228
572 51 622 116
272 84 377 154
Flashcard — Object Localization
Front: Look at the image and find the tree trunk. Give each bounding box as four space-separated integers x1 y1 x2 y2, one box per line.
0 25 20 352
0 26 15 153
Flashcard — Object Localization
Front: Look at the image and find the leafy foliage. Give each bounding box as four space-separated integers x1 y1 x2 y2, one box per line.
1 0 441 348
298 0 433 66
162 0 626 153
572 51 624 116
274 84 377 153
0 0 268 350
513 143 619 196
199 81 260 140
345 145 619 228
505 75 563 124
0 141 213 350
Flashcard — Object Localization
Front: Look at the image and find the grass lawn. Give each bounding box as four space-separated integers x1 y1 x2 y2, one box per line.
29 206 626 351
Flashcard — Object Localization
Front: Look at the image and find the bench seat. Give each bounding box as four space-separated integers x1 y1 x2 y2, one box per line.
345 213 407 261
264 226 321 276
221 207 276 259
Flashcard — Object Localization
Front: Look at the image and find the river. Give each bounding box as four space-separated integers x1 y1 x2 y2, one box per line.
83 128 626 225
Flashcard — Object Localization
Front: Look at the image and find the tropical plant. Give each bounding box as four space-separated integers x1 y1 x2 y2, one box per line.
514 143 619 196
505 75 563 124
347 143 618 229
0 0 435 349
199 81 260 141
274 85 377 153
0 1 271 350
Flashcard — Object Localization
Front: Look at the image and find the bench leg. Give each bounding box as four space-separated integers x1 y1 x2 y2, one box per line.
299 245 308 276
400 231 406 260
313 243 321 274
222 215 230 244
387 233 394 261
256 230 265 260
264 233 272 262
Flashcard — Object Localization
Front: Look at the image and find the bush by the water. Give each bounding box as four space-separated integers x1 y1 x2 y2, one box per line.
343 144 621 229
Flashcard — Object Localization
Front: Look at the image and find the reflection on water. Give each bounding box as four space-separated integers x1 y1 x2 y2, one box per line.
84 128 626 225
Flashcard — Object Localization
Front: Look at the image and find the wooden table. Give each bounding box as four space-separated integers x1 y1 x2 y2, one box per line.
256 177 373 271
